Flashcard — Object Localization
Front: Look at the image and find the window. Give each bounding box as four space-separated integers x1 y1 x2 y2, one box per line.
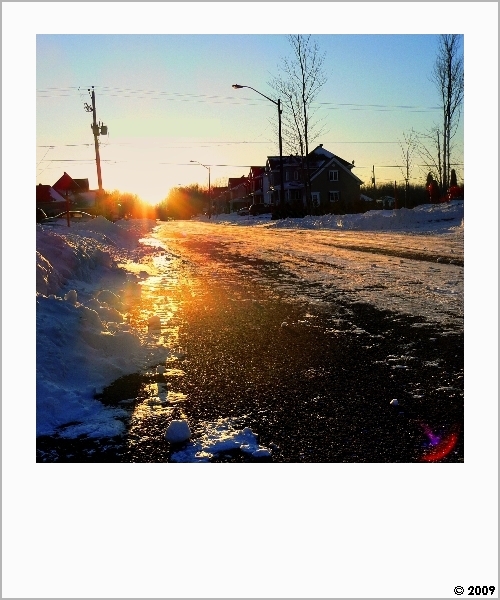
329 170 339 182
311 192 320 205
294 170 299 181
290 189 302 200
285 171 290 181
329 191 340 202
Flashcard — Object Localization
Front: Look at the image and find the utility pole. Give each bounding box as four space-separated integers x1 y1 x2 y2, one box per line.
405 148 409 209
84 86 106 191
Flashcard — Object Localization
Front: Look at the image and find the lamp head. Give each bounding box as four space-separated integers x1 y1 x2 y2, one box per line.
232 84 244 89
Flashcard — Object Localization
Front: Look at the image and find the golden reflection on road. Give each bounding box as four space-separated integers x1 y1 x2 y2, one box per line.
118 249 197 452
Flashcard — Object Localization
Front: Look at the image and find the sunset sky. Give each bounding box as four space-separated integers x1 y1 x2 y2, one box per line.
6 4 496 206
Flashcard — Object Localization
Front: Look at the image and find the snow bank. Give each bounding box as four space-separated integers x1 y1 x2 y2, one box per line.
203 200 464 234
36 218 169 437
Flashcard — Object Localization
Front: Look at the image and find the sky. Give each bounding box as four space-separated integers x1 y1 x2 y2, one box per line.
12 198 494 596
35 31 461 204
25 4 489 206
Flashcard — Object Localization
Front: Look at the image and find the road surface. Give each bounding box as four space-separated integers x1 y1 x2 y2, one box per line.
37 219 464 462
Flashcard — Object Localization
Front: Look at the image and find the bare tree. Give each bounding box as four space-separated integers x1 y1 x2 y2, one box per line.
431 34 464 191
398 131 418 207
269 35 327 210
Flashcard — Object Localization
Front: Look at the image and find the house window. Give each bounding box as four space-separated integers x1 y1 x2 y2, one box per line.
311 192 320 205
285 171 290 181
329 191 340 202
290 189 302 201
294 170 299 181
329 170 339 182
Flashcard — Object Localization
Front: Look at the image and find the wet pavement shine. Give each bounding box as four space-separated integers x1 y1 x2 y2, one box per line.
36 223 464 463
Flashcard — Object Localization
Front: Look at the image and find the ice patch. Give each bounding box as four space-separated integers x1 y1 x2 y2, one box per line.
170 419 271 462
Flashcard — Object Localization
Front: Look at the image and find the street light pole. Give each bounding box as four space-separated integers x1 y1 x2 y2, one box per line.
190 160 211 218
232 84 284 209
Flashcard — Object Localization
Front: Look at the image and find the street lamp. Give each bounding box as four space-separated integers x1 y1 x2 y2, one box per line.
190 160 211 218
232 84 284 209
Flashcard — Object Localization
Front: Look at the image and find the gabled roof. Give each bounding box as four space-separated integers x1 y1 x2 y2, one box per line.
228 176 249 189
53 172 83 193
308 145 354 170
73 178 89 192
266 145 362 184
249 166 265 177
36 184 66 203
266 155 304 170
310 155 363 185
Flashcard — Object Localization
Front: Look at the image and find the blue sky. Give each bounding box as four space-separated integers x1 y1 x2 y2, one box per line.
5 3 497 205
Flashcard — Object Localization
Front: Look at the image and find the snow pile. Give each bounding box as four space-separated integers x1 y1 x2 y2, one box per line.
269 201 464 232
36 218 169 437
165 419 191 443
207 200 464 234
169 418 272 462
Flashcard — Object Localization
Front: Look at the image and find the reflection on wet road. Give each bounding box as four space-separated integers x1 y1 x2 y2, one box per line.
112 221 463 462
37 220 463 462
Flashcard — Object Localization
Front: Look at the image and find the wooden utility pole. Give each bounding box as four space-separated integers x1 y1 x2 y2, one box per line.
90 87 102 190
84 86 105 191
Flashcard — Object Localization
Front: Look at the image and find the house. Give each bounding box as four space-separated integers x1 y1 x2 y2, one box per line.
264 145 364 213
308 145 364 213
52 172 97 210
208 186 228 215
227 176 250 212
247 166 270 206
36 184 68 216
265 154 305 206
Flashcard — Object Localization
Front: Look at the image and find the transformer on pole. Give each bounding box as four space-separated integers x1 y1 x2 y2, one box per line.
84 86 107 192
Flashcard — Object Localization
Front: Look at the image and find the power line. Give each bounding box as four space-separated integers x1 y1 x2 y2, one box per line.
37 139 404 152
36 86 441 112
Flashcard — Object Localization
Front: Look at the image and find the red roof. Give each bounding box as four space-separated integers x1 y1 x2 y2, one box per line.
52 172 81 193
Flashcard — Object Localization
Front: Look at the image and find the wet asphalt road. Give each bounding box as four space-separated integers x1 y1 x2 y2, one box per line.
36 228 464 463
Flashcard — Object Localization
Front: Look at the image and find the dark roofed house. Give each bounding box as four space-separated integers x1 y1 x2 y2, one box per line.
51 172 97 210
248 166 269 206
73 178 90 193
265 144 363 214
227 176 250 212
53 172 82 195
308 145 363 213
210 186 228 215
36 183 68 216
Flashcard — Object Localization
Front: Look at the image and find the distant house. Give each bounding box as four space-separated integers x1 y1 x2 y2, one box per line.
36 184 67 216
248 166 269 206
210 186 228 214
264 144 364 213
227 176 250 212
265 154 305 206
52 172 97 210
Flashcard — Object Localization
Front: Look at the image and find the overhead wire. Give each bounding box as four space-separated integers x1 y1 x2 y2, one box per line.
36 85 441 113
